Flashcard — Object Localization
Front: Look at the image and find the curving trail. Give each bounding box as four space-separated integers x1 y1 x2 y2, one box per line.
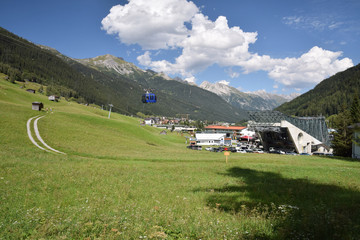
27 115 66 154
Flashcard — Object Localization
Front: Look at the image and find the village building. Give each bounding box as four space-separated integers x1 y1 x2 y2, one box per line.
195 133 226 146
204 125 247 140
144 118 155 125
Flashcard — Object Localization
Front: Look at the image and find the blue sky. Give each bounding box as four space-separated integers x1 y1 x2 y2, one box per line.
1 0 359 95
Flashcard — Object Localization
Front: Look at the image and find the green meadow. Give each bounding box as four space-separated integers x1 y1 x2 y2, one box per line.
1 76 360 239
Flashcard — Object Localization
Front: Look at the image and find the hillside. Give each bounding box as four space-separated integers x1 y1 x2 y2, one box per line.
1 76 360 239
73 53 248 121
0 75 189 158
276 63 360 117
200 81 296 111
0 27 246 122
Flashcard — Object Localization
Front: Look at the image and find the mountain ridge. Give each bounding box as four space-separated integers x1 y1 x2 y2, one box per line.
0 26 247 122
200 81 297 111
81 53 297 111
74 53 248 121
275 63 360 117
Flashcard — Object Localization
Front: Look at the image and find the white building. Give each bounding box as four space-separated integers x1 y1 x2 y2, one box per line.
144 118 155 125
240 128 256 137
195 133 226 146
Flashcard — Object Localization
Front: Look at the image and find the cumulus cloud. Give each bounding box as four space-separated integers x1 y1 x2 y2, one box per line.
103 0 354 91
184 76 196 84
137 13 258 78
101 0 199 50
266 46 353 88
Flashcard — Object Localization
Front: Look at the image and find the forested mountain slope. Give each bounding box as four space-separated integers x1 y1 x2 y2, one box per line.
0 27 246 122
276 63 360 117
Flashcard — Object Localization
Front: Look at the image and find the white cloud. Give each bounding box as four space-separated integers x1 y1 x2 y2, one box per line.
283 15 347 32
265 46 353 88
137 13 258 76
218 80 230 85
104 0 354 91
101 0 199 50
184 76 196 84
225 68 240 78
283 15 328 31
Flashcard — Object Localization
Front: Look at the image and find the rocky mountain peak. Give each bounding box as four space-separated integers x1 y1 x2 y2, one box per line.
200 81 233 96
76 54 142 75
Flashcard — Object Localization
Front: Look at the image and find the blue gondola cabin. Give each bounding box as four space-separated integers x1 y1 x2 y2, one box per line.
142 93 157 103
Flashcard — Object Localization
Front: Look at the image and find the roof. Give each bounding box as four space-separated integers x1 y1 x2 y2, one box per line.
205 125 246 131
32 102 43 105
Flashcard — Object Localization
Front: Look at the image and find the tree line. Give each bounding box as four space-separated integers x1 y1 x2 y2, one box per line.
276 64 360 117
330 93 360 157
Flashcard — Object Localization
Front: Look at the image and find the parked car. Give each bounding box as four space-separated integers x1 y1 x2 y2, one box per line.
237 149 247 153
212 147 223 152
205 147 213 151
228 147 237 153
187 145 202 150
253 149 264 153
300 152 311 156
269 150 285 154
312 152 325 156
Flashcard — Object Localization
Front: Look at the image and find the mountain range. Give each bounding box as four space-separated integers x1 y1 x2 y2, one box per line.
199 81 299 111
76 54 298 111
0 27 246 122
2 26 358 121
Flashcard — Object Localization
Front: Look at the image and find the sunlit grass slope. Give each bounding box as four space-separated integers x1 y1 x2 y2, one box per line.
1 76 360 239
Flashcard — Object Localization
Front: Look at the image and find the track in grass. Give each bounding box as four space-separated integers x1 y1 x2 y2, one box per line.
27 115 66 154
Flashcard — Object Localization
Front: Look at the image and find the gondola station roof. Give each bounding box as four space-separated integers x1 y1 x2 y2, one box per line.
205 125 246 131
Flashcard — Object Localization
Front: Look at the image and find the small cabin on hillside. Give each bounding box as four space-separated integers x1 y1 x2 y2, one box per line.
32 102 43 111
48 95 60 102
26 89 36 94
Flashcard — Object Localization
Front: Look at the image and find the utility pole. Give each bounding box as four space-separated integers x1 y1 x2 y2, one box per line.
108 104 113 119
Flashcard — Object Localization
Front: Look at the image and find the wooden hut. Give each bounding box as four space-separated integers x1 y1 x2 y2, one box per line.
32 102 43 111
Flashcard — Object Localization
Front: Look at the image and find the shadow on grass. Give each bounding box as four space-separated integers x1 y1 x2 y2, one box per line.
200 167 360 239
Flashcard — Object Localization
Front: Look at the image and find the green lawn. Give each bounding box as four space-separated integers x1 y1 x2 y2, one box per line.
1 77 360 239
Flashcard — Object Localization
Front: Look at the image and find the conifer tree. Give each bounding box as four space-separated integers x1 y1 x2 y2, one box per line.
350 93 360 123
332 109 352 157
332 94 360 157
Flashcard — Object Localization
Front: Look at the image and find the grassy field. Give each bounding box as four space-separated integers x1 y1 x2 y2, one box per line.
1 76 360 239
